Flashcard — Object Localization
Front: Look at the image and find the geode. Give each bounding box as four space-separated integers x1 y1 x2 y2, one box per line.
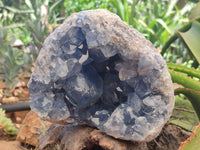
28 9 174 142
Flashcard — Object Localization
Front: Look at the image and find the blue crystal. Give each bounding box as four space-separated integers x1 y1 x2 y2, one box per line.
28 9 174 142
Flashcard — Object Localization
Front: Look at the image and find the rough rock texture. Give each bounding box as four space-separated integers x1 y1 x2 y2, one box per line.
38 124 148 150
37 124 190 150
28 9 174 142
16 111 51 146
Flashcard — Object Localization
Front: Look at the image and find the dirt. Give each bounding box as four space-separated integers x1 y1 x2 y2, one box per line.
0 140 22 150
0 129 22 150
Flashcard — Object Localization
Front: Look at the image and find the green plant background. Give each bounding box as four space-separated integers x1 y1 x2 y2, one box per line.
0 1 200 142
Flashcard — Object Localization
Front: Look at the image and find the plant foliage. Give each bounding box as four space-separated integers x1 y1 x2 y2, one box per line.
0 27 25 89
179 123 200 150
161 2 200 67
0 108 18 136
168 63 200 120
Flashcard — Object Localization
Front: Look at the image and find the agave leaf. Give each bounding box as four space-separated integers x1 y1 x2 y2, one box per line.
179 123 200 150
175 88 200 120
161 18 197 56
161 33 178 55
178 21 200 64
169 69 200 91
189 2 200 20
167 63 200 79
170 95 199 131
173 83 184 90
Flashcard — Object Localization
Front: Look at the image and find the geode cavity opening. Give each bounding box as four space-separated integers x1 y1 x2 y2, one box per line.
28 9 174 142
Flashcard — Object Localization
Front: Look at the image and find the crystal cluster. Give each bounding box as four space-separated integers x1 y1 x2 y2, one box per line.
28 9 174 142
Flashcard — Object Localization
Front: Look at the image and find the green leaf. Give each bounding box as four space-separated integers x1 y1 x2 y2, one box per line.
4 56 12 71
165 0 178 17
161 33 178 55
156 18 172 34
44 0 50 6
111 0 125 20
189 2 200 20
138 19 155 34
167 63 200 79
8 46 14 61
179 123 200 150
175 88 200 120
0 108 18 136
25 0 33 9
3 23 25 30
169 95 199 131
169 69 200 92
10 66 20 79
14 50 24 65
161 17 195 56
3 6 34 14
149 19 157 29
179 21 200 64
49 0 63 15
0 1 3 6
1 66 9 76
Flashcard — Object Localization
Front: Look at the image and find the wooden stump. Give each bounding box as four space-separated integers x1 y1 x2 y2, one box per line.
38 124 148 150
37 123 190 150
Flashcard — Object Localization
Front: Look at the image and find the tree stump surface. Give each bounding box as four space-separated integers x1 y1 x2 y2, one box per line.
38 123 190 150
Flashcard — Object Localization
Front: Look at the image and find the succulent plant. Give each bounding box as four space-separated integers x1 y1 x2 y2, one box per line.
179 123 200 150
168 63 200 120
0 108 18 136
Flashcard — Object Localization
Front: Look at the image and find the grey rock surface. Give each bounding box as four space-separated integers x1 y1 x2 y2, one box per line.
28 9 174 142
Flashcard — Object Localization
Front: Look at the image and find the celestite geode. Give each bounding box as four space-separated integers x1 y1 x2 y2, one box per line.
28 9 174 142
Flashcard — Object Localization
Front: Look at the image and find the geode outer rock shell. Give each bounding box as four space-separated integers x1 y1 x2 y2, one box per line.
28 9 174 142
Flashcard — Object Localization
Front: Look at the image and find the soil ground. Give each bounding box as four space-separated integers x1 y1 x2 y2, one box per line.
0 128 22 150
0 140 22 150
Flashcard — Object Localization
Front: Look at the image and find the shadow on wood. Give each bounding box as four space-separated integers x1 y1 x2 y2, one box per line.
38 124 148 150
37 123 191 150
